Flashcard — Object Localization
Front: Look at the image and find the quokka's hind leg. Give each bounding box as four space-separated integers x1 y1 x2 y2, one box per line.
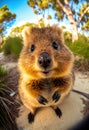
52 90 62 118
27 95 48 123
28 112 35 123
52 106 62 118
27 106 36 123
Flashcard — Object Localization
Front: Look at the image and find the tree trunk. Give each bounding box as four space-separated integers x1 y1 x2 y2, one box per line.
69 19 78 42
56 0 78 42
71 25 78 42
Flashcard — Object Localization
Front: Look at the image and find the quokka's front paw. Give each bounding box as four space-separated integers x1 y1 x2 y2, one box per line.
37 95 48 105
52 91 61 102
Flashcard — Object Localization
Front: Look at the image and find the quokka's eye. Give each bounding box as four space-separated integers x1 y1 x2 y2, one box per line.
30 44 35 52
52 42 58 50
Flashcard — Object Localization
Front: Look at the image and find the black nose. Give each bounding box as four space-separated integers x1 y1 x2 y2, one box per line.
38 52 51 69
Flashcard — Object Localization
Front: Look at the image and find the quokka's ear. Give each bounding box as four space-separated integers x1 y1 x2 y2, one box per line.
22 27 31 38
22 27 31 46
51 25 64 44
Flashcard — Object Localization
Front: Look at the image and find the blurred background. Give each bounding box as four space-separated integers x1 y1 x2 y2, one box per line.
0 0 89 130
0 0 89 59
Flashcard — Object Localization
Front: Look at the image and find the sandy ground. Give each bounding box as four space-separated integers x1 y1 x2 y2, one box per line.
0 52 89 130
0 52 17 69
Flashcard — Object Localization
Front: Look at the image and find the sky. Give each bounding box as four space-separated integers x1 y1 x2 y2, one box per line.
0 0 38 25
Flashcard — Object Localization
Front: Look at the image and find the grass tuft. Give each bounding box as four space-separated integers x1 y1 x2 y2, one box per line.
66 38 89 59
2 36 23 58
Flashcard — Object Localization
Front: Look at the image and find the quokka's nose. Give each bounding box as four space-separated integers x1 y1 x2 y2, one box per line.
38 52 51 69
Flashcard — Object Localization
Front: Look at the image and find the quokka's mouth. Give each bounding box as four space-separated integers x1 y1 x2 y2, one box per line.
42 71 50 74
41 69 53 75
40 68 54 76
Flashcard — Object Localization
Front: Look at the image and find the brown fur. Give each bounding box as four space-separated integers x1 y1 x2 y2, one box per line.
18 26 74 121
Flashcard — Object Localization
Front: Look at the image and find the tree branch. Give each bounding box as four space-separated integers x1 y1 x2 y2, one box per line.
77 6 89 27
64 0 68 5
56 0 66 13
56 0 73 16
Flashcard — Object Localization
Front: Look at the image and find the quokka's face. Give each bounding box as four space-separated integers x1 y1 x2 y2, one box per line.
19 26 74 79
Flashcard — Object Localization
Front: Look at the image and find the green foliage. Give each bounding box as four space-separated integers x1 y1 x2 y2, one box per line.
66 36 89 59
10 22 38 37
0 65 7 88
27 0 89 42
82 20 89 31
78 33 89 42
0 5 16 36
27 0 88 25
79 3 89 30
0 66 7 77
2 37 23 58
64 31 72 43
27 0 64 20
47 15 52 20
10 21 50 37
38 18 50 27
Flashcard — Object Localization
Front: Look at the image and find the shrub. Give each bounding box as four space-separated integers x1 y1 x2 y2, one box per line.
0 66 18 130
66 38 89 59
64 31 72 43
0 66 8 129
2 36 23 58
78 33 89 43
0 65 8 88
